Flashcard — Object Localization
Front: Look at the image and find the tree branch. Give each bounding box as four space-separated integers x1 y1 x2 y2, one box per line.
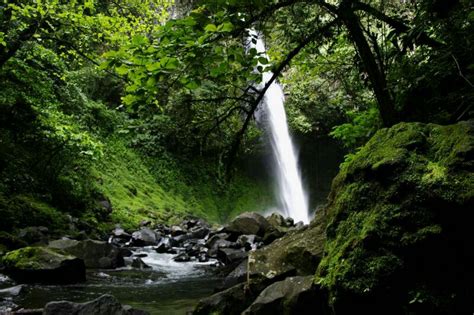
225 18 339 175
352 1 443 48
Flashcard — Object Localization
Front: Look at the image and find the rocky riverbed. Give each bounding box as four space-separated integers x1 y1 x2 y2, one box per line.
0 212 303 314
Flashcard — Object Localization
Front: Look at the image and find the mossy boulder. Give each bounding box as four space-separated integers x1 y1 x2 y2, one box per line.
248 208 326 281
1 246 86 284
48 239 124 269
316 121 474 313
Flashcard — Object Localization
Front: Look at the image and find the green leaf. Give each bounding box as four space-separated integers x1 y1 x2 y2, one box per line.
161 57 179 70
219 22 233 32
185 80 200 90
204 24 218 32
115 65 129 75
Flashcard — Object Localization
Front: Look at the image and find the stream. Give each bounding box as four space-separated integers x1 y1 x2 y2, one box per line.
0 247 223 314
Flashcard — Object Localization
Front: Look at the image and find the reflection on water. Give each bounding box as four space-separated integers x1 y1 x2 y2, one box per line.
0 247 222 315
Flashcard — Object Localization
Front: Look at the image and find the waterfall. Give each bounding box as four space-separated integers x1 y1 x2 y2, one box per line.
248 30 309 224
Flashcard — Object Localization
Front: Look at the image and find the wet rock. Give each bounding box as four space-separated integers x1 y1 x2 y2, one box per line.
220 259 248 290
248 209 326 282
172 233 192 244
193 282 266 315
2 246 86 284
131 228 160 246
111 227 131 241
198 253 209 263
208 239 235 257
188 226 209 239
0 285 24 296
242 276 321 315
236 235 261 251
225 212 271 237
119 248 133 258
17 227 49 245
217 248 247 265
170 226 185 236
131 258 151 270
43 294 150 315
49 239 124 269
266 213 287 229
173 253 191 262
154 237 172 253
262 229 285 245
205 233 230 248
284 217 294 227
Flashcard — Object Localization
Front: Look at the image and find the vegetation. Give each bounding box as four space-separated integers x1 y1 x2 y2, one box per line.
0 0 473 312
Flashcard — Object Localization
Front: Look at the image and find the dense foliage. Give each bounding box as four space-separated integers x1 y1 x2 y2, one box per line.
0 0 472 235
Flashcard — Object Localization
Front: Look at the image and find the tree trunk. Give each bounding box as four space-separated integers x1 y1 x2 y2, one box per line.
339 3 398 127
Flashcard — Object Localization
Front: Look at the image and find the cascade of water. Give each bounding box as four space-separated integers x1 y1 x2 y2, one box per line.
248 30 309 224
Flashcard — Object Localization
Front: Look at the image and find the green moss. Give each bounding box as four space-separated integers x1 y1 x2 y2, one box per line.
316 120 474 313
0 193 67 233
93 139 273 229
2 246 74 270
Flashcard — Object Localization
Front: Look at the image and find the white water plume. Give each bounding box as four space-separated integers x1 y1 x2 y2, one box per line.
248 30 309 224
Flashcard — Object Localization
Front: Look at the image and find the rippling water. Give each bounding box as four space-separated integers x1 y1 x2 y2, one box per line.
0 247 222 315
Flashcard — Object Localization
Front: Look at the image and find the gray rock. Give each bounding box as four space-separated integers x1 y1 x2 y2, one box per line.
225 212 271 237
49 239 124 269
131 228 159 246
2 247 86 284
0 285 24 296
131 258 151 270
43 294 150 315
220 259 248 290
188 226 209 239
154 237 172 253
170 226 185 236
17 226 49 245
217 248 247 265
242 276 321 315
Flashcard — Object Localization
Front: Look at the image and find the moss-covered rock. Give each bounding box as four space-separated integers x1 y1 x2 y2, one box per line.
1 246 86 284
248 208 326 281
316 120 474 313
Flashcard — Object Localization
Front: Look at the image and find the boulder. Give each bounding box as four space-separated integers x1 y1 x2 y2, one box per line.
131 258 151 270
49 239 124 269
131 228 159 246
193 283 262 315
0 285 24 296
220 259 248 290
111 227 131 240
217 248 247 265
225 212 271 237
205 233 230 248
154 237 172 253
1 246 86 284
17 227 49 245
170 226 185 236
188 226 209 239
43 294 149 315
266 213 287 230
316 121 474 314
208 239 235 257
242 276 322 315
248 208 326 282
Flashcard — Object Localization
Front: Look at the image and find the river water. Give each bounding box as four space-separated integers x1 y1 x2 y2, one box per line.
0 247 222 314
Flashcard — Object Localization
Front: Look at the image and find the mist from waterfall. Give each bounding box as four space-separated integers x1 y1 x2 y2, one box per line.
248 30 309 224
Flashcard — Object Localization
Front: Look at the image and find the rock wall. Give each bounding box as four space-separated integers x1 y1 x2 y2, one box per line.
316 120 474 313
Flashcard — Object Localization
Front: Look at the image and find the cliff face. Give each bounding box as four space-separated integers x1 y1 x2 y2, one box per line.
316 120 474 314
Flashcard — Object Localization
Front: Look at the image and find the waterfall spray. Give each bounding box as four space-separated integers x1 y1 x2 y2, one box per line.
248 30 309 224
